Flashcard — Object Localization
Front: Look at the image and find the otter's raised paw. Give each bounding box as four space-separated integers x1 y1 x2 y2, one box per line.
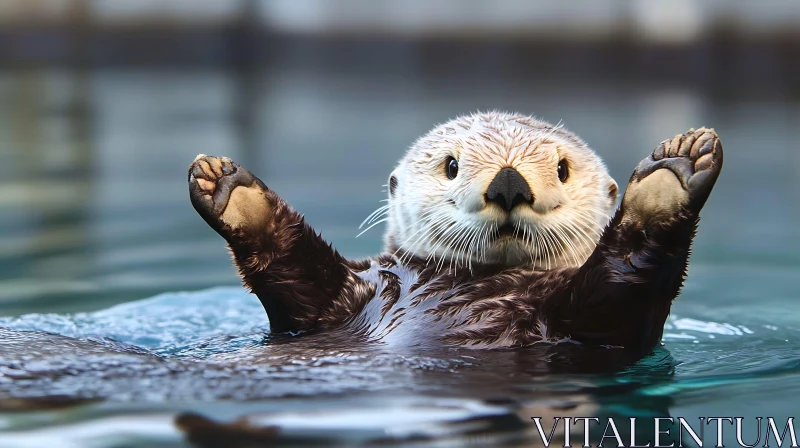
621 128 723 226
188 155 270 235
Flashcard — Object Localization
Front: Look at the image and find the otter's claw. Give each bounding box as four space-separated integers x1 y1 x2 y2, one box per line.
622 128 723 226
188 155 269 235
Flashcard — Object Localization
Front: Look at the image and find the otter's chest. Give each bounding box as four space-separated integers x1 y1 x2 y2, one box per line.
346 260 550 348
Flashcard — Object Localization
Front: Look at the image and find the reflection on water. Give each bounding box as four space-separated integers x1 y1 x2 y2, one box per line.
0 65 798 446
0 287 798 445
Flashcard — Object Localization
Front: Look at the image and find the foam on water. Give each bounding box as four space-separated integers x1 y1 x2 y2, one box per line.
0 287 267 357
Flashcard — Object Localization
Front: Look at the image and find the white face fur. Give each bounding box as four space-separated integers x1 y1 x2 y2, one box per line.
373 111 618 270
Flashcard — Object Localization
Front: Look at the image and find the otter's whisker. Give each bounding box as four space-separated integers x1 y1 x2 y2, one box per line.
445 222 472 272
475 223 487 266
557 220 590 264
519 225 530 263
392 211 435 261
406 209 453 258
552 206 603 244
461 223 481 270
534 228 546 270
541 229 554 271
528 227 538 268
475 222 489 267
564 224 586 267
567 208 609 233
357 218 390 238
462 223 482 272
481 223 491 263
513 222 522 240
360 196 419 227
546 223 572 266
359 204 389 229
557 208 604 246
568 207 612 233
550 225 570 268
426 221 456 267
563 218 598 257
426 212 459 256
395 208 450 263
422 215 457 266
542 226 559 271
448 223 466 273
528 226 543 270
550 222 581 266
465 225 478 271
449 222 466 272
437 222 468 272
528 227 538 269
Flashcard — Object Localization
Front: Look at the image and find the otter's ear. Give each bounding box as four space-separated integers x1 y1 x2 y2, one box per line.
608 179 619 204
389 174 399 197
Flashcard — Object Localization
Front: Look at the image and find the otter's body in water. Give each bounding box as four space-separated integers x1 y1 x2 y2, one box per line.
189 112 722 354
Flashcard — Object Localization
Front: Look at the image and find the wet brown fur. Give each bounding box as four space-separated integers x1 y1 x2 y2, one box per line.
188 128 722 356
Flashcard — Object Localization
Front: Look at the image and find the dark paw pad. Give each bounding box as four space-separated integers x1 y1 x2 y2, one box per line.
631 127 723 214
188 155 266 233
190 155 236 192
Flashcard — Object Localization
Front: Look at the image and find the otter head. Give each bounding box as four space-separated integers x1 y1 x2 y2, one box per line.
373 111 618 270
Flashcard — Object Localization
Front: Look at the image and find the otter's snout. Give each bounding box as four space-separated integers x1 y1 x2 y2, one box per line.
486 167 533 212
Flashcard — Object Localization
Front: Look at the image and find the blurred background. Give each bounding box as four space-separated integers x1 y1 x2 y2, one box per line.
0 0 797 315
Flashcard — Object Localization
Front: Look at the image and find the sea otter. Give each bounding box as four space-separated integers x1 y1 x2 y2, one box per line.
188 111 722 354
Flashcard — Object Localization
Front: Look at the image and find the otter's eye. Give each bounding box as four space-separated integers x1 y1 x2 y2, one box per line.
557 159 569 183
446 157 459 179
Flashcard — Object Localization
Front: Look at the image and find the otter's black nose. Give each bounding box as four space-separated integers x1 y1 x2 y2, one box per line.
486 167 533 212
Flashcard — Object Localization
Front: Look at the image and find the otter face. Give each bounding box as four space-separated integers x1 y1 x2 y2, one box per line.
378 111 618 270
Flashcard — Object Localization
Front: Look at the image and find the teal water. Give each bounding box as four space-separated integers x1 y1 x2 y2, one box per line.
0 67 798 446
